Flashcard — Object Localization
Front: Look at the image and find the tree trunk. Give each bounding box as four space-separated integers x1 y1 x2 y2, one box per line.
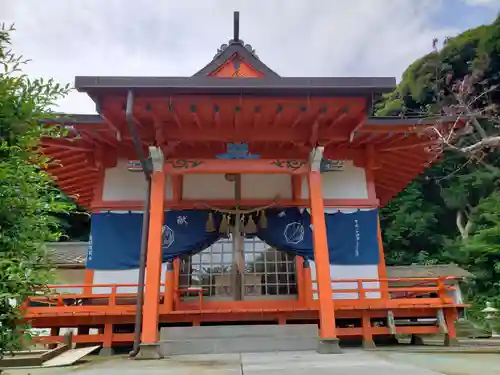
456 210 473 240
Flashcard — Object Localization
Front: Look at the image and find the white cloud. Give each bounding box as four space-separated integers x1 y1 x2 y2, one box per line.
1 0 459 114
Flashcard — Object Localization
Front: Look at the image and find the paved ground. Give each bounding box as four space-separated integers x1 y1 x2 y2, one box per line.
3 350 500 375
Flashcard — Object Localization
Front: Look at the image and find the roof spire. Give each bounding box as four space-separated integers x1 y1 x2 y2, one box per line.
233 11 240 42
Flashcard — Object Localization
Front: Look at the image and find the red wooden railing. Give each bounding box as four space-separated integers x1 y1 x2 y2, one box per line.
24 277 464 347
24 276 460 317
308 276 458 302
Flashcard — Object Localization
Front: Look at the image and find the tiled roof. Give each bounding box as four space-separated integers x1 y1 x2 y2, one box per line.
387 264 474 279
47 242 87 267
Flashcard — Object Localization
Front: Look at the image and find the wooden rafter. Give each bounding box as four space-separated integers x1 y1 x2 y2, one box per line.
42 139 93 151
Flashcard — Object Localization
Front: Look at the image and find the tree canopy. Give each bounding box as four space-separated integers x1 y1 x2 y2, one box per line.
378 16 500 320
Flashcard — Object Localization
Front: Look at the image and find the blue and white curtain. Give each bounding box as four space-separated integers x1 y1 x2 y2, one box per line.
256 208 379 265
87 210 220 270
86 208 379 270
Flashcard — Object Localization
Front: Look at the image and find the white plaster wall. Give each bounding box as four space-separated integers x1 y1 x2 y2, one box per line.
54 269 85 294
102 159 173 201
310 263 380 300
241 174 292 200
92 263 168 294
300 160 368 200
182 174 235 200
183 173 292 200
453 282 464 304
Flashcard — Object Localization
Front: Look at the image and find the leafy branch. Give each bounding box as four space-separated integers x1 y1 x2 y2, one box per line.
0 23 73 355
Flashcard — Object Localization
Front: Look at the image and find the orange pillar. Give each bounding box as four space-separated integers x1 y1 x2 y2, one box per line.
164 261 175 312
296 256 305 305
444 308 458 346
141 171 165 346
173 257 181 308
377 216 389 299
303 259 313 307
308 171 341 353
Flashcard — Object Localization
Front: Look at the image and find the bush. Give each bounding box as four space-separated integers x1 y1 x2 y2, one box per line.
0 24 72 355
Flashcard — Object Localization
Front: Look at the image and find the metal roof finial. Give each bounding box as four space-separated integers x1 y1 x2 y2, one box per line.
233 11 240 42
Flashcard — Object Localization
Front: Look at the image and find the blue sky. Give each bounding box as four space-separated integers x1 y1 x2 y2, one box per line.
1 0 499 114
438 0 498 30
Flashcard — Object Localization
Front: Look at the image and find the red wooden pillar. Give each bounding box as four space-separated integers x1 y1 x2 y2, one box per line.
296 256 305 305
303 260 313 307
308 170 341 353
377 216 389 299
444 308 459 346
141 171 165 346
164 261 175 312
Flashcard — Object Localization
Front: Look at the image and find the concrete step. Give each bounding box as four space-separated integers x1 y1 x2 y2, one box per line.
159 324 319 356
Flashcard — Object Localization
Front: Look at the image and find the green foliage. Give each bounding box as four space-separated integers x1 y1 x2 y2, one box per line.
375 21 497 117
0 24 72 355
379 16 500 319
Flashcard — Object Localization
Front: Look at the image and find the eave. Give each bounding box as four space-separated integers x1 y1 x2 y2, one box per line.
75 76 396 98
40 111 457 209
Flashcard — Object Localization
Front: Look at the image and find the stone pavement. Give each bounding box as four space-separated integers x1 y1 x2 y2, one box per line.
3 350 447 375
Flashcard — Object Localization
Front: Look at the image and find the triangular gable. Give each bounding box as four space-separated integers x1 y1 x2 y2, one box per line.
209 53 263 77
193 41 280 78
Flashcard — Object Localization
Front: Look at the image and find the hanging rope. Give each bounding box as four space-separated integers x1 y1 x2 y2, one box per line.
203 196 281 233
200 198 279 215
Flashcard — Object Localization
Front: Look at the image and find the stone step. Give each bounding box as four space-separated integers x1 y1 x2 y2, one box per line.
159 324 319 356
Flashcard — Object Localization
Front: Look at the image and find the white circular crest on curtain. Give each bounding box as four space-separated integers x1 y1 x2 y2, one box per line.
284 222 305 244
162 225 175 248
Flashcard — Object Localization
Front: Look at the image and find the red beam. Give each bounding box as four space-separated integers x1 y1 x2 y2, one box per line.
379 139 437 152
164 158 309 175
156 127 347 143
91 198 379 211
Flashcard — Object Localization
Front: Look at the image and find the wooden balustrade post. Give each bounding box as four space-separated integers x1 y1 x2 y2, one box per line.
110 285 117 306
308 169 341 354
83 269 94 295
437 277 447 304
357 280 365 301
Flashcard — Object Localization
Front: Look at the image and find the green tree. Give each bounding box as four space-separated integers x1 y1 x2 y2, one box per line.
0 24 72 355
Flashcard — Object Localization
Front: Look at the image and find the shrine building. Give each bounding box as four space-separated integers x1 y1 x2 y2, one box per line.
26 12 465 358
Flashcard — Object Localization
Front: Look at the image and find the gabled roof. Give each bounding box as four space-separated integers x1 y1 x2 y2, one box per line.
194 11 279 78
387 264 474 279
48 242 87 268
193 40 280 78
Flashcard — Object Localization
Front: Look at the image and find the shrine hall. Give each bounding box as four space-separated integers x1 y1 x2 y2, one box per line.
26 12 465 358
